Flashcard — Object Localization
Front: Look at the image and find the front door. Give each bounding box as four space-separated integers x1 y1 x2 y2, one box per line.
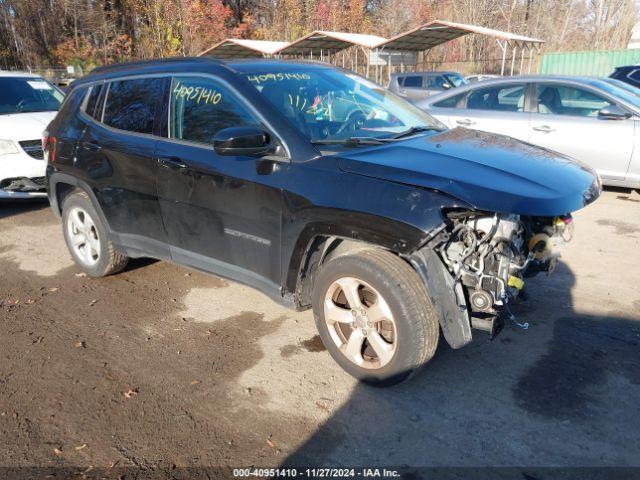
528 83 634 182
155 75 285 292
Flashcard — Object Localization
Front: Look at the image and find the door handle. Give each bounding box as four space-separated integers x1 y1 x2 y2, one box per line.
80 141 101 151
456 119 476 126
157 156 187 169
532 125 555 133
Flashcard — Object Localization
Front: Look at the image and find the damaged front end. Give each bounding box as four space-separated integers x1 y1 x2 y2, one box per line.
412 209 573 347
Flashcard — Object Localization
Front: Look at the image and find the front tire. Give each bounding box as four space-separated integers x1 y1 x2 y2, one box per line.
62 190 128 277
312 248 439 386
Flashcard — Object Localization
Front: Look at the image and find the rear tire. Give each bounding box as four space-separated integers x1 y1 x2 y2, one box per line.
61 190 128 277
312 248 439 386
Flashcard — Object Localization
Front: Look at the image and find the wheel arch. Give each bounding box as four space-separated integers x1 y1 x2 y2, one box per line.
286 218 430 310
48 173 111 232
288 220 474 351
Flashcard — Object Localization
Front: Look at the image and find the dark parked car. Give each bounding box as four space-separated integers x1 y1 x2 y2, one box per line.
45 58 600 385
609 65 640 89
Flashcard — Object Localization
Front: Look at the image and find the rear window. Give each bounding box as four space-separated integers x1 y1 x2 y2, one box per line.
103 78 165 134
467 84 526 112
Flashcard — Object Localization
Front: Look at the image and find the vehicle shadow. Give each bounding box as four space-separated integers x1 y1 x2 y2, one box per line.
0 199 49 220
121 256 159 273
281 262 640 475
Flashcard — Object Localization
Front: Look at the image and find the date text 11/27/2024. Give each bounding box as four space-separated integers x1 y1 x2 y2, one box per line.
233 468 401 478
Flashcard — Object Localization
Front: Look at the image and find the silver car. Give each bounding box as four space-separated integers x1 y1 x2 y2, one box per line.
389 71 467 101
416 75 640 188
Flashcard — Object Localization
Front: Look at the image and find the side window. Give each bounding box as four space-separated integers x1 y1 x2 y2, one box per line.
170 76 260 145
402 76 423 88
84 84 103 119
536 84 613 117
433 92 466 108
103 78 164 134
427 75 448 89
466 84 526 112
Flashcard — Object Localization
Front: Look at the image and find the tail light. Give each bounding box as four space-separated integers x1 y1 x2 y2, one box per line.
43 130 57 163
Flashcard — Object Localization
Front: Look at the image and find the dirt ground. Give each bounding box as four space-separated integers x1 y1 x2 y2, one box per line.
0 189 639 478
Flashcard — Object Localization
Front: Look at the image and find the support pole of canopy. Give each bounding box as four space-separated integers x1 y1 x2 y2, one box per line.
519 42 525 74
510 42 517 75
527 44 533 73
355 47 358 75
362 47 370 79
496 39 507 76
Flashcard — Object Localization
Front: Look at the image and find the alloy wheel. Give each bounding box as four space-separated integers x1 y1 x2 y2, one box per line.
323 276 397 369
67 206 100 266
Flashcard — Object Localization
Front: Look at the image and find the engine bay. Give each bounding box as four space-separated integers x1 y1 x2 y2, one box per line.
436 210 573 336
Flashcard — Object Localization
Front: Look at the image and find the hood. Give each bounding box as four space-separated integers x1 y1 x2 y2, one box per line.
338 128 601 217
0 111 57 141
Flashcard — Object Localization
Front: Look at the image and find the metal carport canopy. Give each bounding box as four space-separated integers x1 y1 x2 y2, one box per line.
199 39 289 58
373 20 544 51
275 31 387 55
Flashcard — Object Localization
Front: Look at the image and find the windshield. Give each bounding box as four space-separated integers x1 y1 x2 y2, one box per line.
588 78 640 111
602 78 640 97
0 77 64 114
242 68 443 143
443 73 467 88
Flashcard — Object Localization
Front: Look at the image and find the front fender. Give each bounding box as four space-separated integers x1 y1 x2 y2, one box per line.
410 246 472 349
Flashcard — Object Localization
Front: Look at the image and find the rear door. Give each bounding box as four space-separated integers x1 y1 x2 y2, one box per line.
445 82 531 142
529 82 634 181
155 75 285 290
75 76 169 257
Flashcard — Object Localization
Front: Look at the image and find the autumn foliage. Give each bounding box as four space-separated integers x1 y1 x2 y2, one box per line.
0 0 637 74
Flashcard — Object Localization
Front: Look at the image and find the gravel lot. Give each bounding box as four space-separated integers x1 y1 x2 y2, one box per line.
0 189 639 477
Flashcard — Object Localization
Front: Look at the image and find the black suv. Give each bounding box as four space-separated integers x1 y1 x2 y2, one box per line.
45 58 600 385
610 65 640 89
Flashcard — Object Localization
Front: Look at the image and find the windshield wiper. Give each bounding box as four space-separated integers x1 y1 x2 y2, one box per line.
311 137 386 147
311 127 444 147
390 125 445 139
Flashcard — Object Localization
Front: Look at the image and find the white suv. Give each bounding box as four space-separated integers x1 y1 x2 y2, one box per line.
0 72 64 199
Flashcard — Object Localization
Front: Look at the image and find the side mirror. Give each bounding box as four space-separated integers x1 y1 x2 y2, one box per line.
213 126 274 157
598 104 631 120
442 83 451 90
